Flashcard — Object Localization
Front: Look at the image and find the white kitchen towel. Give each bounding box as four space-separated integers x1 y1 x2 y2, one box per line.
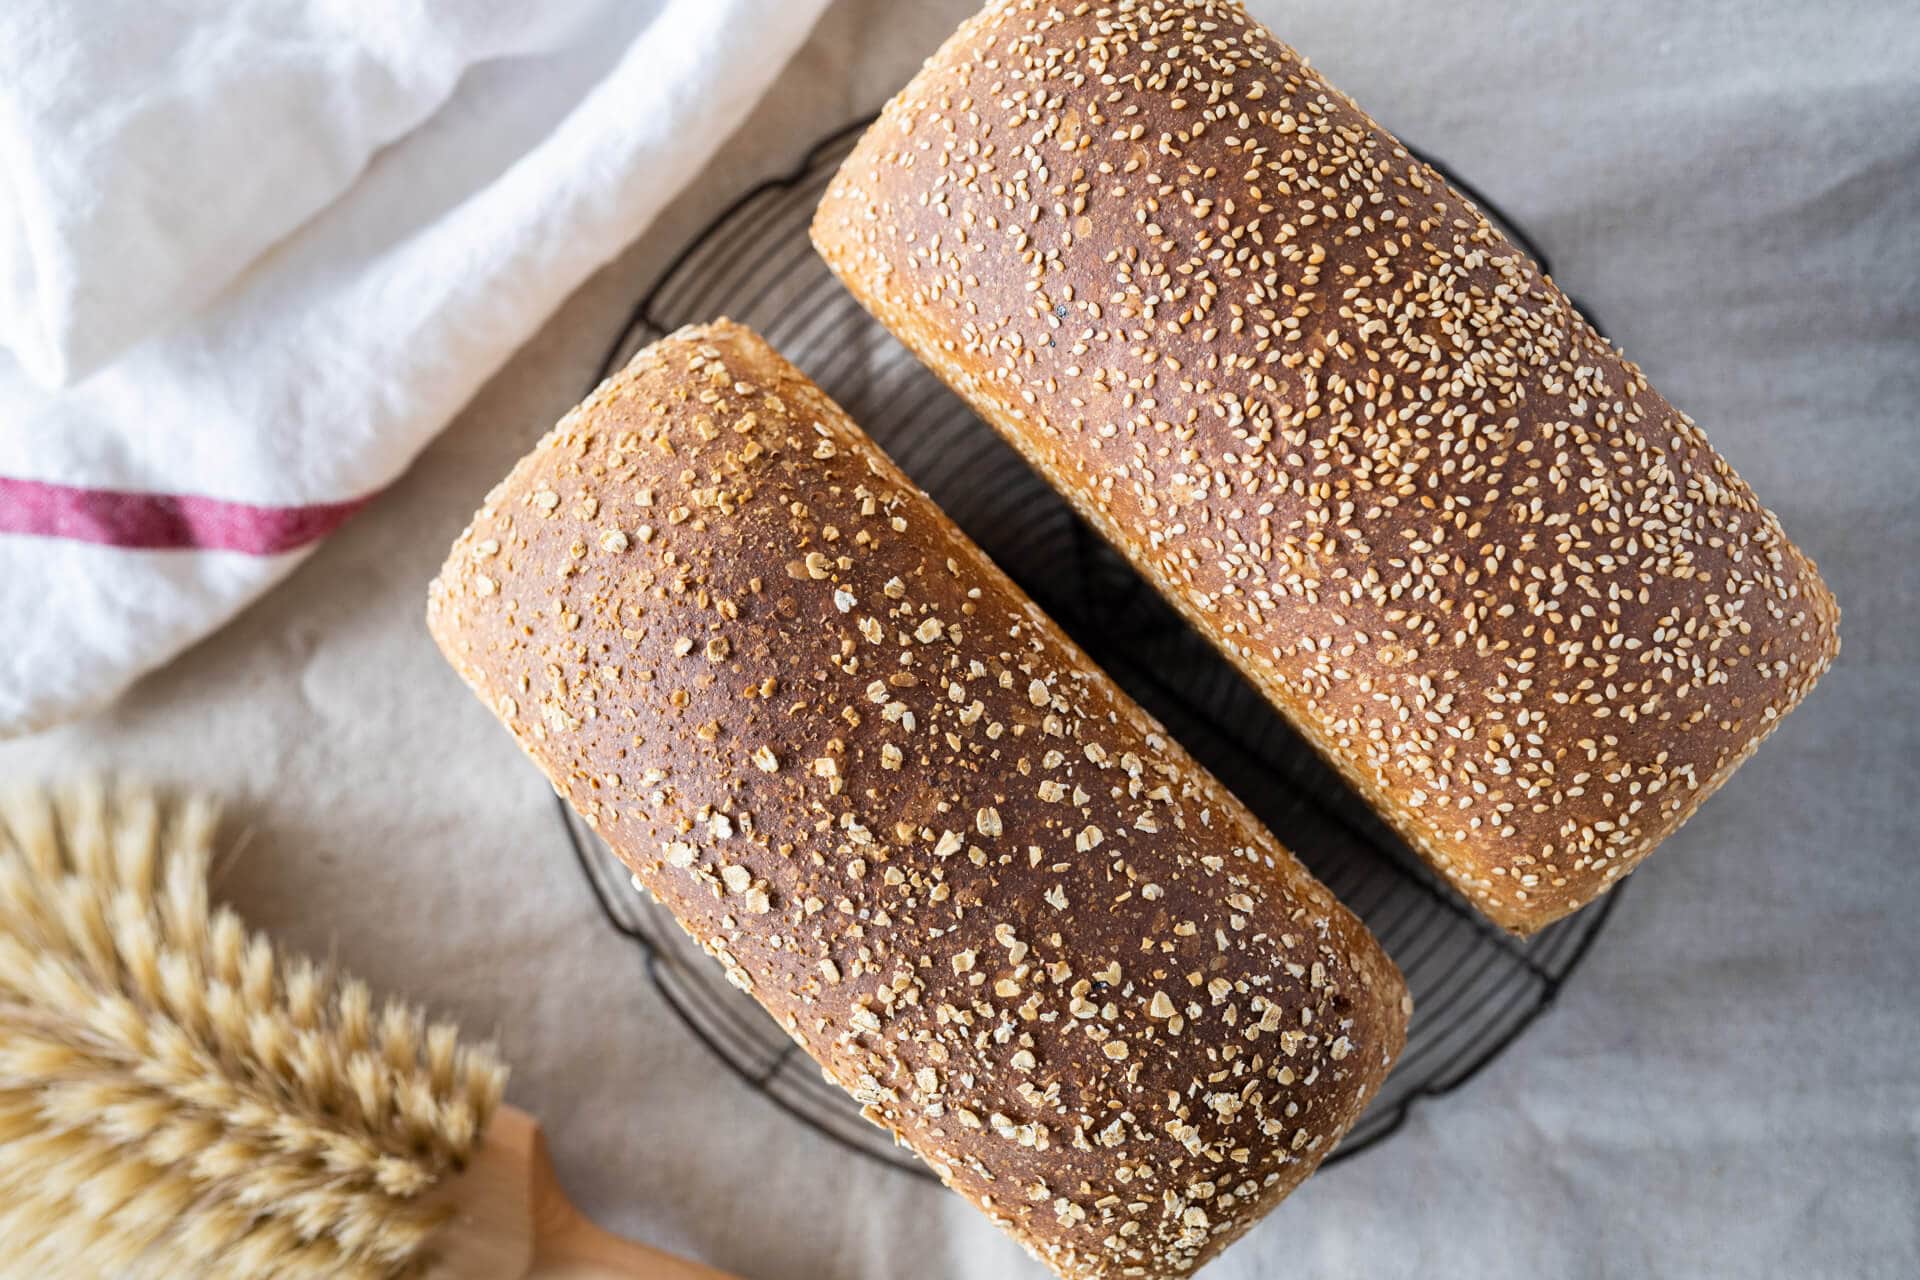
0 0 830 737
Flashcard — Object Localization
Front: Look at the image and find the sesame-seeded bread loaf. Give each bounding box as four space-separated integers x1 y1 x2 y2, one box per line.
812 0 1841 934
427 322 1408 1279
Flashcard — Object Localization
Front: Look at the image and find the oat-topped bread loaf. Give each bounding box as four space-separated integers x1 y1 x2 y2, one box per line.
812 0 1841 933
427 321 1407 1278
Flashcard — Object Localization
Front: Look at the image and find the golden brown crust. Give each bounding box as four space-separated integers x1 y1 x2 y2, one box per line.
427 321 1408 1279
811 0 1841 933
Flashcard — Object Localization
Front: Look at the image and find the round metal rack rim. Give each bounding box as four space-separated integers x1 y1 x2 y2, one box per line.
560 113 1623 1182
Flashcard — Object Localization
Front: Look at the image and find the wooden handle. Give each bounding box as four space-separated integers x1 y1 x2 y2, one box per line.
427 1106 739 1280
526 1133 737 1280
527 1209 737 1280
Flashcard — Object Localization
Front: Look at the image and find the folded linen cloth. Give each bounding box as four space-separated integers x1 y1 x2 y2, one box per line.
0 0 829 736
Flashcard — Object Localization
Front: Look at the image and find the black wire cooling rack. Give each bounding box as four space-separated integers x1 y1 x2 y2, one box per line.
558 115 1621 1179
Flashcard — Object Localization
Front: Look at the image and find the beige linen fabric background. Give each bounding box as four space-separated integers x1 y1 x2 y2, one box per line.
6 2 1917 1276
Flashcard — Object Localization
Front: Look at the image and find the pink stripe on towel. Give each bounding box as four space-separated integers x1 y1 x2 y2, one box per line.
0 476 370 554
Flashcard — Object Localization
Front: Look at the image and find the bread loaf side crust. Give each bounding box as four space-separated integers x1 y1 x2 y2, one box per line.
811 0 1841 932
427 321 1408 1279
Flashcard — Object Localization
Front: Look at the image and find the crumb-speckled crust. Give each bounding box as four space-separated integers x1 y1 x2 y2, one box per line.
811 0 1841 934
427 322 1408 1279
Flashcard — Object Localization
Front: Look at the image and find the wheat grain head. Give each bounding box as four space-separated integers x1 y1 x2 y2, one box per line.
0 780 508 1278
